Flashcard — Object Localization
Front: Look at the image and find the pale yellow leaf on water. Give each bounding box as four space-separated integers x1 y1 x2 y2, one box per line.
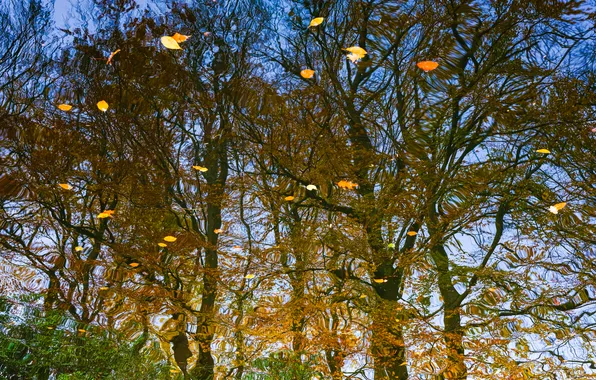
163 236 177 242
214 229 223 234
536 149 551 154
75 246 83 252
97 100 109 112
309 17 324 27
284 196 295 201
161 36 182 50
388 243 395 248
78 329 86 333
359 294 367 298
97 212 110 218
172 33 190 43
407 231 417 236
58 183 73 190
106 49 121 65
548 202 567 214
245 274 255 279
373 278 387 283
99 286 109 290
306 184 317 191
158 243 167 248
57 104 72 111
129 262 140 268
300 69 315 79
192 165 208 172
344 46 367 62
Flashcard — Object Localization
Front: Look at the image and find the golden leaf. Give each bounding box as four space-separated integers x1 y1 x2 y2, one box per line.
536 149 551 154
99 286 109 290
163 236 177 242
75 246 83 252
58 183 73 190
548 202 567 214
57 104 72 111
172 33 190 43
97 210 114 219
106 49 121 65
344 46 367 63
300 69 315 79
129 262 140 268
96 100 109 112
416 61 439 72
214 229 223 234
161 36 182 50
337 180 358 190
192 165 208 172
158 243 167 248
284 196 295 201
406 231 417 236
245 274 255 279
78 329 86 333
373 278 387 283
309 17 324 27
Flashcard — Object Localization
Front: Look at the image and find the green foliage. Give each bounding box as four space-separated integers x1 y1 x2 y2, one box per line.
0 298 169 380
244 351 324 380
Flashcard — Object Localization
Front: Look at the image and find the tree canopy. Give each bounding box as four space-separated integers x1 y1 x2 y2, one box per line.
1 0 596 379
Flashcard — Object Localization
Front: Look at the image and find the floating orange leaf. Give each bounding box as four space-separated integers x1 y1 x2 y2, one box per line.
284 196 295 201
214 229 223 234
96 100 109 112
300 69 315 79
106 49 121 65
548 202 567 214
309 17 324 28
57 104 72 111
161 36 182 50
58 183 73 190
172 33 190 43
163 236 177 242
416 61 439 72
193 165 208 172
407 231 417 236
337 180 358 190
373 278 387 283
129 262 140 268
97 210 115 219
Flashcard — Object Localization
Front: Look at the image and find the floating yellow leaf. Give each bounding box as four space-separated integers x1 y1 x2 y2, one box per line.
99 286 109 290
337 180 358 190
193 165 208 172
359 294 367 299
163 236 177 242
96 100 109 112
407 231 417 236
75 246 83 252
106 49 121 65
245 274 255 279
373 278 387 283
306 184 317 191
536 149 551 154
284 195 295 201
158 243 167 248
416 61 439 72
344 46 367 63
300 69 315 79
309 17 324 27
172 33 190 43
58 183 73 190
57 104 72 111
78 329 86 333
161 36 182 50
388 243 395 248
214 229 223 234
548 202 567 214
97 210 115 219
129 262 140 268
